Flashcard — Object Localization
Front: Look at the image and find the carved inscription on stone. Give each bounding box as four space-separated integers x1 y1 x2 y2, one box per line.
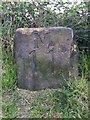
14 27 76 90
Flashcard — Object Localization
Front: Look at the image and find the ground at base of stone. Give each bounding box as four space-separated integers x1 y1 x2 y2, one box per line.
2 87 62 118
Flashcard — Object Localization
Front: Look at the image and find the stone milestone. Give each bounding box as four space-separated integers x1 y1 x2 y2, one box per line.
14 27 77 90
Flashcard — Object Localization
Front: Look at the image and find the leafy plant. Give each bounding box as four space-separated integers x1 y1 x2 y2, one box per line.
1 1 90 54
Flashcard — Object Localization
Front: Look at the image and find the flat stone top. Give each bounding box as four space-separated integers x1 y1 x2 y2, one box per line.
16 27 73 36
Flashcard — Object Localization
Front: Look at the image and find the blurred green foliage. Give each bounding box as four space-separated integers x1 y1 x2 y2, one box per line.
1 1 90 54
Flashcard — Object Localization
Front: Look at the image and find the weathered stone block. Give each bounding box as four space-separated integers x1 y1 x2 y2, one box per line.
14 27 77 90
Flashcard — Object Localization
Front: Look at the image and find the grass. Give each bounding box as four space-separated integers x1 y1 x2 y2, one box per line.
78 52 90 79
2 52 18 118
29 77 88 118
2 98 17 118
1 51 90 118
2 90 21 119
2 53 17 91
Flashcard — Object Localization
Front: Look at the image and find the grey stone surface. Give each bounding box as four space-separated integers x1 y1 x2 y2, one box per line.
14 27 77 90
